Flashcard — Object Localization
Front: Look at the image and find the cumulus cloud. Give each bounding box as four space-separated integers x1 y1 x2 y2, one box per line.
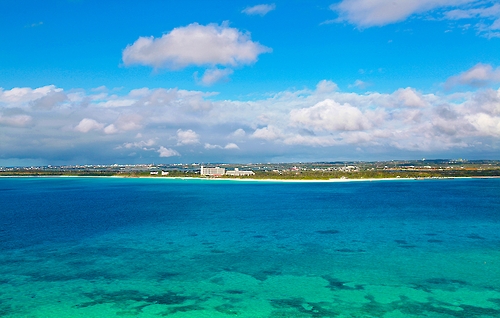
230 128 246 138
177 129 200 145
330 0 473 27
122 22 271 69
204 142 240 149
242 4 276 16
445 63 500 88
0 85 62 104
472 88 500 115
74 118 104 133
157 146 180 158
290 99 372 131
2 73 500 164
252 125 284 140
204 143 222 149
315 80 338 94
396 88 428 108
104 124 118 134
123 139 156 150
224 143 240 149
467 112 500 136
113 114 143 132
30 91 67 110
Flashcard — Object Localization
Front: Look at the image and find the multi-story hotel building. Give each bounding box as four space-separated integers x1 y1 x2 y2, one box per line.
200 166 226 176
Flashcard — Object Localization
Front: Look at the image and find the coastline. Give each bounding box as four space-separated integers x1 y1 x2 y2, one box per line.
0 175 473 182
158 176 472 182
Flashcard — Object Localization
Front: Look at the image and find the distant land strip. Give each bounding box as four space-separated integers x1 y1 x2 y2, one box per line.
1 160 499 180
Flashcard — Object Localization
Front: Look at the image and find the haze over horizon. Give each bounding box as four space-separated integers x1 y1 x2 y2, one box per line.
1 0 500 166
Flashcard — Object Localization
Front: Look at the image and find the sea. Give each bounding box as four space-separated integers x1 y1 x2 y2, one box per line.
0 177 499 317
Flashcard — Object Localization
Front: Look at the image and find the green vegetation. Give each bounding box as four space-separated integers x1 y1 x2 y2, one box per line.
1 160 499 180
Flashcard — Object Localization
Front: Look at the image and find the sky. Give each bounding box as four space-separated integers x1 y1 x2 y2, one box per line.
1 0 500 166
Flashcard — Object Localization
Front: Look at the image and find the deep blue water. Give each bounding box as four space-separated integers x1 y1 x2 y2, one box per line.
1 177 499 317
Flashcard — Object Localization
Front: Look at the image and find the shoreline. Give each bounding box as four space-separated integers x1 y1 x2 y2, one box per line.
0 175 480 182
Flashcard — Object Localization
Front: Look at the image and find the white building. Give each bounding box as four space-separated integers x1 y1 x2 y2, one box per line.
200 166 226 176
225 168 255 176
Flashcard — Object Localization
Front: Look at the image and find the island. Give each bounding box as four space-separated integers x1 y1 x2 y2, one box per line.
1 159 499 180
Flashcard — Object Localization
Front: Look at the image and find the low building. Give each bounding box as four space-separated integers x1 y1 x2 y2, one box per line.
225 168 255 176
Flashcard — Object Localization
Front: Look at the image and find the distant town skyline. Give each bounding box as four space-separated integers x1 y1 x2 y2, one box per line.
1 0 500 166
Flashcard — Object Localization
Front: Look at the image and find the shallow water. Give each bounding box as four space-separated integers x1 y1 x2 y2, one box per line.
1 177 499 317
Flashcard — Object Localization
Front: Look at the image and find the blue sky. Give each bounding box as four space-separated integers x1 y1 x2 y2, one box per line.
1 0 500 165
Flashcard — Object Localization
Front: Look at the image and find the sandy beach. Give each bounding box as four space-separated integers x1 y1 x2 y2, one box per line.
132 176 463 183
0 175 467 182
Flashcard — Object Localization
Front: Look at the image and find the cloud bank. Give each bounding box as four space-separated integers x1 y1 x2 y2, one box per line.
1 64 500 164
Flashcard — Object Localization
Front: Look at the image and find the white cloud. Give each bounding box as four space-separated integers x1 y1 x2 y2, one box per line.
202 142 239 150
91 85 108 92
122 22 271 69
30 91 67 110
224 143 240 149
0 85 62 104
330 0 500 38
198 68 234 86
0 87 34 103
204 143 222 149
123 87 213 110
252 125 284 140
242 4 276 16
123 139 156 150
104 124 118 134
315 80 338 94
74 118 104 133
474 88 500 115
349 79 369 90
157 146 180 158
290 99 372 131
2 74 500 164
445 3 500 37
331 0 473 27
177 129 200 145
230 128 246 138
96 99 136 108
113 114 143 132
467 112 500 136
446 63 500 88
396 88 428 108
204 142 240 150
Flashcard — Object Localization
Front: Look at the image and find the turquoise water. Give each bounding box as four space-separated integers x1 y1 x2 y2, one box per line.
1 177 500 317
